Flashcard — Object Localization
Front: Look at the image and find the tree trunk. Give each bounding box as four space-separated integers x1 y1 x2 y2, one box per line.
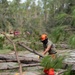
0 63 40 70
0 54 40 63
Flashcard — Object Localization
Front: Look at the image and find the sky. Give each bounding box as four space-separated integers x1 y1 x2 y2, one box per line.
7 0 26 3
7 0 38 3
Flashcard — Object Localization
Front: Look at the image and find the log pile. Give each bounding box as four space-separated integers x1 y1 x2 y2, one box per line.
0 54 41 70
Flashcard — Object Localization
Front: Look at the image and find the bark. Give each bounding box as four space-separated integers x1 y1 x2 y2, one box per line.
0 54 40 63
18 42 44 58
0 63 40 70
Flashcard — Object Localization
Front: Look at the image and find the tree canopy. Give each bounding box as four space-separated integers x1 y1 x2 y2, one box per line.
0 0 75 47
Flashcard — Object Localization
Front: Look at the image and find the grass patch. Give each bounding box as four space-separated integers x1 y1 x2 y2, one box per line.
0 49 12 54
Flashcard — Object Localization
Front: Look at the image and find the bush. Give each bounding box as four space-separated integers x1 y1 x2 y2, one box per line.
40 55 64 69
0 36 5 49
51 26 66 43
68 35 75 48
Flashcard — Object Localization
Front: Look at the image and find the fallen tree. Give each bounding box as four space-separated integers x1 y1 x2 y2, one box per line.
0 63 40 70
0 54 40 63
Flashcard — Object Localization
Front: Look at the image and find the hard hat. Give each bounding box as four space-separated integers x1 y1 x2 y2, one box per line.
40 34 47 41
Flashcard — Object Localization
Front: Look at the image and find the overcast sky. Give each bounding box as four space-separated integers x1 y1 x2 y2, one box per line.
20 0 26 3
7 0 38 3
7 0 26 3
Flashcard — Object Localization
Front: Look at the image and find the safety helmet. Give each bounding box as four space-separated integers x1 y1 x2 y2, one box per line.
40 34 47 41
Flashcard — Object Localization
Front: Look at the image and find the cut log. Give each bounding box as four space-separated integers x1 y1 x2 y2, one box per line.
18 42 43 58
0 63 40 70
0 54 40 63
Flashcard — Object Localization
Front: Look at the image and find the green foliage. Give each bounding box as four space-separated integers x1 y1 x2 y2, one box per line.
51 26 66 43
55 13 73 26
55 13 67 20
0 0 75 50
63 66 72 75
71 5 75 14
0 49 11 54
5 45 14 50
68 35 75 48
71 7 75 26
0 36 5 49
41 55 64 69
72 9 75 16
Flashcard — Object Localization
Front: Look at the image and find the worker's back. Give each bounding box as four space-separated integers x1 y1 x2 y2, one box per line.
43 39 57 54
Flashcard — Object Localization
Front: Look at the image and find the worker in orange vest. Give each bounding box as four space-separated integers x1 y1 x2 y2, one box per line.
40 34 57 58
